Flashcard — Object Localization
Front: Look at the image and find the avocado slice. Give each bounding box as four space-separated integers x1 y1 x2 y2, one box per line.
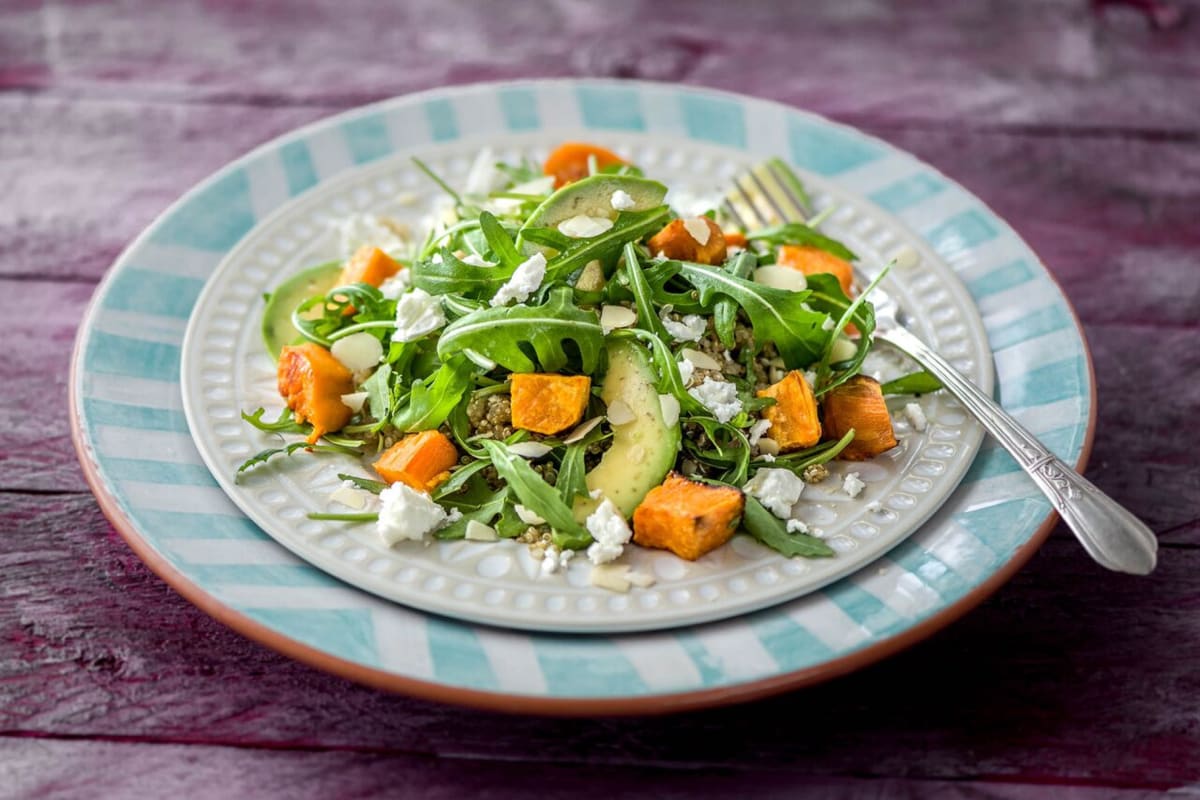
573 339 680 522
261 261 341 359
521 174 667 234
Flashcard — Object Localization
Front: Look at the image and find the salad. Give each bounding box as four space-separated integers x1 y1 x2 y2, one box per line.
242 141 936 589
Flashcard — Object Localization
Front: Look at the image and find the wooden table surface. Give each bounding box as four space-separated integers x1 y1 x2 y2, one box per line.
3 1 1199 797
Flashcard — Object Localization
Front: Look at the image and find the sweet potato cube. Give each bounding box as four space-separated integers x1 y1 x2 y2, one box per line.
757 370 822 452
777 245 854 297
633 473 746 560
821 375 898 461
338 245 402 288
373 430 459 493
543 141 626 188
647 217 728 265
510 374 591 435
277 343 356 444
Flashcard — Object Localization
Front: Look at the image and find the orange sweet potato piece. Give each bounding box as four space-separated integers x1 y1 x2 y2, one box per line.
724 230 748 248
777 245 854 297
373 430 459 492
821 375 898 461
510 374 591 435
277 343 356 444
647 217 728 265
757 370 822 452
543 141 626 188
633 473 746 560
338 245 402 288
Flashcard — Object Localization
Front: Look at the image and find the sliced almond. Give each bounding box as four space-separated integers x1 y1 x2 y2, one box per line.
508 441 553 460
753 265 808 292
606 398 636 426
589 564 632 593
756 437 781 456
340 391 368 413
329 484 367 510
465 520 499 542
599 304 637 333
330 332 384 373
680 348 722 371
627 570 657 588
682 217 711 246
658 393 680 427
564 416 605 444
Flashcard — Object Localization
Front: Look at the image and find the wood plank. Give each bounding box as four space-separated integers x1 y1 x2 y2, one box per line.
1 490 1197 784
2 0 1198 132
0 736 1175 799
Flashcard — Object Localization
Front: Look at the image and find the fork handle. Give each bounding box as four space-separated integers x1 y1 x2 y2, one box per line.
880 326 1157 575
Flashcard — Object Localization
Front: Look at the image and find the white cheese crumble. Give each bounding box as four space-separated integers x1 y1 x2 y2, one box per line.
676 357 695 385
376 483 456 546
463 146 504 195
585 498 633 565
688 377 743 424
337 214 407 259
866 500 883 514
842 471 866 498
744 468 806 519
759 453 776 462
610 189 636 211
786 519 809 534
378 270 413 300
490 252 546 307
391 288 446 342
659 309 707 342
330 332 383 373
904 401 928 432
682 217 711 246
541 544 574 575
459 252 496 267
747 418 772 446
558 214 614 238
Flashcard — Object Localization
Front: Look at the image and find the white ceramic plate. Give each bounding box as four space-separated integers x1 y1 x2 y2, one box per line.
179 131 990 633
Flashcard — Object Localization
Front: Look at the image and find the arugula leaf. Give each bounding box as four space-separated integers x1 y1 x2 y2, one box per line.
436 492 507 540
391 356 474 432
236 440 360 479
881 371 943 395
621 243 670 341
809 266 886 397
740 495 835 558
292 283 392 347
745 223 856 262
242 407 308 435
437 286 604 374
432 459 492 501
360 363 393 422
411 248 514 298
685 417 752 486
494 501 530 539
337 473 387 494
477 211 524 270
674 261 829 368
479 439 591 549
519 226 574 252
764 429 856 471
714 251 757 348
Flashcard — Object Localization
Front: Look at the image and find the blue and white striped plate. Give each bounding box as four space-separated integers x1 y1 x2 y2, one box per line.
71 80 1093 713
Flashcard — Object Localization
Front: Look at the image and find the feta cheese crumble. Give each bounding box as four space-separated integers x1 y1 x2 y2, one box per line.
659 308 707 342
682 217 711 246
688 377 743 424
744 468 806 519
866 500 883 514
376 483 455 546
585 498 633 565
747 418 772 447
391 288 446 342
378 270 413 300
558 214 614 238
904 401 928 432
677 357 696 385
541 544 574 575
610 189 636 211
337 214 407 258
786 519 809 534
490 252 546 307
842 471 866 498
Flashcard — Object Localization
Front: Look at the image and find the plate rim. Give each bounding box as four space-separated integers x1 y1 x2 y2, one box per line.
69 77 1096 715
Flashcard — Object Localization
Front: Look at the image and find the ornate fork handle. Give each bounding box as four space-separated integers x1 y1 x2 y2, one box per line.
880 325 1157 575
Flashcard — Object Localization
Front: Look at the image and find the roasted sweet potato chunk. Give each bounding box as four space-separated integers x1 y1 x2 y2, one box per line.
821 375 898 461
373 430 459 492
758 370 822 452
633 473 745 560
277 343 356 444
510 374 591 435
543 142 627 188
647 217 727 265
338 245 402 288
777 245 854 297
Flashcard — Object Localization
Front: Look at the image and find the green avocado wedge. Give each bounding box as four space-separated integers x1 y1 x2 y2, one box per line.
573 339 680 522
520 174 667 234
261 261 341 359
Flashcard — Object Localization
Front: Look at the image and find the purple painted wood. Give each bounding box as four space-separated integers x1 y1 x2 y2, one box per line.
1 0 1198 796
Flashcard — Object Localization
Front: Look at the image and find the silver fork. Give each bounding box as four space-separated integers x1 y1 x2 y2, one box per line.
724 159 1157 575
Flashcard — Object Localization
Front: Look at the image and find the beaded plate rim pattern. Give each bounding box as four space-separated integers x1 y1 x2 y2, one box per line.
71 80 1093 707
179 133 991 633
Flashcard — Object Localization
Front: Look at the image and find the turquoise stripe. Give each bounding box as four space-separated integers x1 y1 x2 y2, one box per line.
1000 358 1085 409
749 614 833 669
965 259 1036 298
85 331 181 380
990 303 1071 350
342 114 393 164
136 509 267 540
240 608 380 667
924 209 999 254
148 167 256 251
498 87 539 131
103 457 217 486
84 399 188 432
426 617 499 690
424 98 459 141
954 496 1053 555
824 582 907 635
183 564 343 587
280 140 319 195
101 269 205 319
887 544 973 602
534 638 647 696
787 118 882 175
575 86 645 131
680 94 746 148
675 633 726 687
869 173 946 212
963 426 1081 483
